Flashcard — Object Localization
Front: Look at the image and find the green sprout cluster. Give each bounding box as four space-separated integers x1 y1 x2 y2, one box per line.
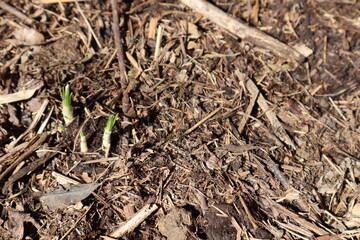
80 130 88 153
61 84 74 125
60 84 118 155
102 114 118 152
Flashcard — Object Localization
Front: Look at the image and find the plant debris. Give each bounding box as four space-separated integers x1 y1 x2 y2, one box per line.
0 0 359 239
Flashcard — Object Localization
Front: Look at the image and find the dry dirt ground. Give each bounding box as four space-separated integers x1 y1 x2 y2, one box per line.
0 0 359 239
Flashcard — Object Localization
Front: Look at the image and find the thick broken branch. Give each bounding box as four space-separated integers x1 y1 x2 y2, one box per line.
179 0 305 63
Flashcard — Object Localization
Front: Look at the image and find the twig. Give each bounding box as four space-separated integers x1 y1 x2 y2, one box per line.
0 142 27 164
2 148 58 195
110 203 158 238
154 25 163 61
238 194 258 230
179 0 305 63
322 154 343 175
59 203 94 240
126 0 157 14
7 99 49 150
75 1 102 49
111 0 131 156
0 133 48 194
255 153 316 215
0 0 34 25
184 106 222 135
37 106 54 134
40 0 90 3
328 97 347 121
0 87 41 104
111 0 128 90
111 0 133 139
266 197 328 236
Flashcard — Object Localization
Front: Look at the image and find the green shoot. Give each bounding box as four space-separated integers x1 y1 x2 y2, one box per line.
102 114 118 153
62 84 74 125
80 130 88 153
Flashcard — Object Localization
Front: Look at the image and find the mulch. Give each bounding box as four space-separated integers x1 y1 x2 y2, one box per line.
0 0 359 239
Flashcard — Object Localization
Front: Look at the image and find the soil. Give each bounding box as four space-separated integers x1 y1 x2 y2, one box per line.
0 0 359 239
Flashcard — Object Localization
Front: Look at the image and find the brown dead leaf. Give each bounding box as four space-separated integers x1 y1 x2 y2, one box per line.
6 210 40 240
7 105 20 126
179 20 200 39
27 97 43 113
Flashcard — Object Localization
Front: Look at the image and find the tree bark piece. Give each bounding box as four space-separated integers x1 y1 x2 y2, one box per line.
179 0 305 64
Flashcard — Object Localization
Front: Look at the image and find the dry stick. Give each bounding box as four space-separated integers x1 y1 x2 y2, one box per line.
0 87 40 104
2 149 58 195
111 0 128 91
111 0 131 156
75 1 102 49
184 106 222 135
267 197 328 236
126 0 157 14
238 194 258 230
59 203 94 240
256 153 321 221
0 133 48 193
179 0 305 64
8 99 49 150
0 142 27 164
110 203 159 238
0 0 34 25
276 221 314 238
40 0 90 3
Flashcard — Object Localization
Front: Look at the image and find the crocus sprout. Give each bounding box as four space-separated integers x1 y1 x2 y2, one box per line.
62 84 74 125
80 130 88 153
102 114 118 153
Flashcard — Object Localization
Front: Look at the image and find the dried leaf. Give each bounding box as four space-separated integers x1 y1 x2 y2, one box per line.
40 183 99 210
7 105 20 126
179 20 200 39
27 97 43 113
6 210 40 240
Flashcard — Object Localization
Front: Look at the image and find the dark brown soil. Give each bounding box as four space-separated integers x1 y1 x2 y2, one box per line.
0 0 359 239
